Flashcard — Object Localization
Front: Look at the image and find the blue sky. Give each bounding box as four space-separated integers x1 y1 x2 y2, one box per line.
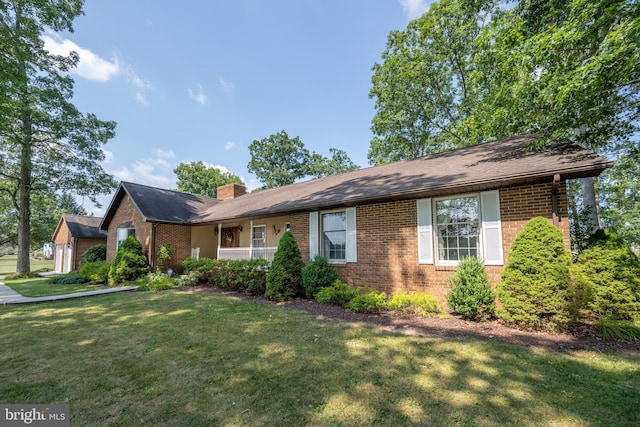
44 0 433 215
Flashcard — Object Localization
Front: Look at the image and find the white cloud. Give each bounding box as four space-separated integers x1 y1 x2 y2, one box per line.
101 149 114 164
218 75 235 93
43 33 153 105
112 148 176 188
399 0 430 20
224 141 235 151
188 84 208 105
43 34 120 82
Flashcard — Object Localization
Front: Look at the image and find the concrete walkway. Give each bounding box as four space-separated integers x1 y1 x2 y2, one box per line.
0 282 137 305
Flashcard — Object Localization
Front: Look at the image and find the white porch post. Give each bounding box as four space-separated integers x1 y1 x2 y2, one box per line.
249 220 254 258
216 223 222 259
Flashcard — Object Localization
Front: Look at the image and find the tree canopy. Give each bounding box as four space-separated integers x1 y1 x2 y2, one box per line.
0 0 117 272
174 161 244 199
248 130 359 189
370 0 639 244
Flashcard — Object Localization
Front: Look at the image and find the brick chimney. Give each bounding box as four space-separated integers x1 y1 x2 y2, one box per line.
217 183 247 201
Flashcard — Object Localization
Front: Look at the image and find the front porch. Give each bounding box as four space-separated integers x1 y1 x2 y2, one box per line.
217 247 278 264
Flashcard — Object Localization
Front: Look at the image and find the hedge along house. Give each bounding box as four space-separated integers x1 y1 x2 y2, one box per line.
52 215 107 273
100 135 611 301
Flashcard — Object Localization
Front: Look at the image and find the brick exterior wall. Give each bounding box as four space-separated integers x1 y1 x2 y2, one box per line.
106 194 151 262
106 194 193 272
53 219 106 271
291 181 570 305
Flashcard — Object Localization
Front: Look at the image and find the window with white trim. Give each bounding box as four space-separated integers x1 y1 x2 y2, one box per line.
417 191 503 266
310 208 357 263
434 195 480 264
116 227 135 249
252 225 266 248
321 211 347 262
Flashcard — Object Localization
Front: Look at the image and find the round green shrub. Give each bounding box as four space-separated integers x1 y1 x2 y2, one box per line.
497 217 573 328
265 231 304 301
346 290 387 313
108 236 150 285
301 255 338 299
79 261 110 284
446 256 495 321
575 229 640 322
385 292 440 316
82 244 107 264
315 280 359 306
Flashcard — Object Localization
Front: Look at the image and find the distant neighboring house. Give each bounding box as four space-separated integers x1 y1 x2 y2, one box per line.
99 135 612 303
52 215 107 273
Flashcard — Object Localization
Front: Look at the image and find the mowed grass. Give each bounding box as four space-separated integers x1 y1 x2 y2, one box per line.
1 290 638 427
0 254 53 275
4 277 108 297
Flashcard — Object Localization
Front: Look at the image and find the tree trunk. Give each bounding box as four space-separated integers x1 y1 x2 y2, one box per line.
16 134 32 274
579 176 601 234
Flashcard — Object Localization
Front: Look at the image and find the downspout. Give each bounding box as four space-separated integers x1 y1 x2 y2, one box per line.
249 220 254 258
73 237 78 271
151 223 158 271
551 174 560 228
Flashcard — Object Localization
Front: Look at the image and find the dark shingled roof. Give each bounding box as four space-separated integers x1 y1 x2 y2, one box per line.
99 182 219 230
55 215 107 239
99 135 612 228
191 134 612 223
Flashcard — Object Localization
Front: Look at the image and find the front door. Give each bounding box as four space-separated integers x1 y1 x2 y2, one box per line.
221 227 239 248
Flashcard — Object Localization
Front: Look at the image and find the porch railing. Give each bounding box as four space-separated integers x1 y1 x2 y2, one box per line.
218 247 278 264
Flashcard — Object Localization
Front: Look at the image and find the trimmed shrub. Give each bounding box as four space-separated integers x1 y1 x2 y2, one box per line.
50 272 87 284
347 290 387 313
82 244 106 264
575 230 640 322
497 217 573 328
446 256 495 321
108 236 150 285
79 261 110 284
315 280 359 306
301 255 338 299
180 257 269 295
136 272 177 292
386 292 440 316
265 232 304 301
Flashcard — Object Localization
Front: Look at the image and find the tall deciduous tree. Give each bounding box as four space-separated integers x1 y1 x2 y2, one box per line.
248 130 359 189
248 130 310 189
0 0 116 273
174 161 244 198
368 0 496 165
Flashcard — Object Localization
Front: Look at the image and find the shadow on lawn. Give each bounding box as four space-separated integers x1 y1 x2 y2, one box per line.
0 291 638 426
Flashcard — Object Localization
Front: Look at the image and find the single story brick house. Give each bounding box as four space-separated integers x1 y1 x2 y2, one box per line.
99 135 611 302
52 215 107 273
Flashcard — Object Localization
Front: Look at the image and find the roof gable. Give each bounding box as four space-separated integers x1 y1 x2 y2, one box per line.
53 215 107 240
100 182 219 230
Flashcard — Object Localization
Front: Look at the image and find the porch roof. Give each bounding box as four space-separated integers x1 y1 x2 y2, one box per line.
192 134 612 224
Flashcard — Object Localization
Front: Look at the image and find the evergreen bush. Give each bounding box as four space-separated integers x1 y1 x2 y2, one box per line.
301 255 338 299
385 292 440 316
497 217 573 328
50 272 87 285
315 280 359 306
446 256 495 321
575 229 640 322
265 231 304 301
346 290 387 313
108 236 150 285
79 261 110 284
82 244 107 264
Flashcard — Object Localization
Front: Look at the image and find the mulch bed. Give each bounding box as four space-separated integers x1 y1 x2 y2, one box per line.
182 286 640 356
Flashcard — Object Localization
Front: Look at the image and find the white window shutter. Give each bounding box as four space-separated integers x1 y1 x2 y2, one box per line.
309 212 319 259
417 199 434 264
480 190 503 265
346 207 357 262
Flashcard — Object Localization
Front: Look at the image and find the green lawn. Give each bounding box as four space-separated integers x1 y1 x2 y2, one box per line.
4 277 108 297
0 254 53 275
0 289 638 427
